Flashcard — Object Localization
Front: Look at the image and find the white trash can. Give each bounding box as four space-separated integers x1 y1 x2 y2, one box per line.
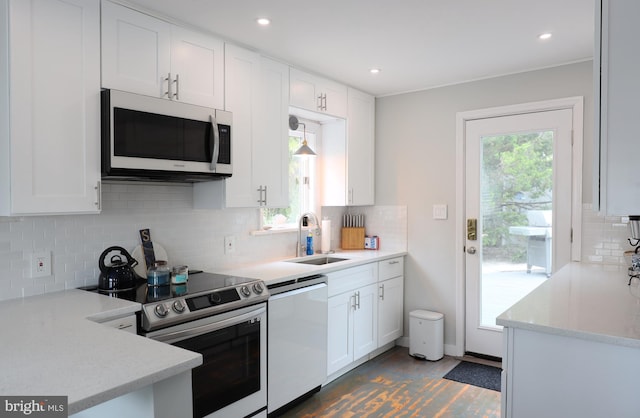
409 310 444 361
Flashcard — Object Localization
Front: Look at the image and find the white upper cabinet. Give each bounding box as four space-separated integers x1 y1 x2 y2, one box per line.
290 68 347 118
101 1 223 109
322 88 375 206
346 88 375 206
0 0 101 216
254 57 289 208
595 0 640 215
195 46 288 209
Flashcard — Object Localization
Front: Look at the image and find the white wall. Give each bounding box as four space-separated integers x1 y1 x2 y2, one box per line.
375 61 597 348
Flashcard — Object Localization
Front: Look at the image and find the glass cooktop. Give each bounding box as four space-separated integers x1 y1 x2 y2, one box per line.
82 272 259 305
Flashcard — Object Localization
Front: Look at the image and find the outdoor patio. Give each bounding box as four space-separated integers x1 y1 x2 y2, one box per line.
481 262 549 327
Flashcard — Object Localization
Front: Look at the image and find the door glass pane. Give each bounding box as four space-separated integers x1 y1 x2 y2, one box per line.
479 130 553 328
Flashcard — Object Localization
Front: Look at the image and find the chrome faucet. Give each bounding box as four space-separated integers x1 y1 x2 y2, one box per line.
297 212 320 257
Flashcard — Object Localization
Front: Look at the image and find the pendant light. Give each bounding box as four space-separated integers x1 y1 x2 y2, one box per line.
289 115 316 156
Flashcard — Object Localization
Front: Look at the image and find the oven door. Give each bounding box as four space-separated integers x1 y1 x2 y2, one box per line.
146 303 266 418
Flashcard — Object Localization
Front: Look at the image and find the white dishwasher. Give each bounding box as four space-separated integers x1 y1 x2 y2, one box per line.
267 275 328 416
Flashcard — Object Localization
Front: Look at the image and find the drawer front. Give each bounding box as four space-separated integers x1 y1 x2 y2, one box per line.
328 263 378 297
378 257 404 281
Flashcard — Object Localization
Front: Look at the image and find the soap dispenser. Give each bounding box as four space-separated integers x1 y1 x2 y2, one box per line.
306 231 314 255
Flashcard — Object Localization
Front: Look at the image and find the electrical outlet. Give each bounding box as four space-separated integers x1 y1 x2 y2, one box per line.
224 236 236 254
31 251 51 278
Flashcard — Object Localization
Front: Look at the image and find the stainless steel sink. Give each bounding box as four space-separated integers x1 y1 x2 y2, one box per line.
287 256 348 265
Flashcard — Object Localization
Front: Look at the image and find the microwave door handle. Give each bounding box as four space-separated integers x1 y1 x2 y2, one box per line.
209 114 220 172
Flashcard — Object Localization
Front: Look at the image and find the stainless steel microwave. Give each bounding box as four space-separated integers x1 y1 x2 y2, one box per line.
101 89 232 182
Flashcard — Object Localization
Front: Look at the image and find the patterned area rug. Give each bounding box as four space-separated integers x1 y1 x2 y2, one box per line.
281 347 501 418
443 361 501 392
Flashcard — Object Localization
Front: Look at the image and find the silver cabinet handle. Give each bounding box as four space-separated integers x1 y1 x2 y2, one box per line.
94 181 101 209
257 185 267 206
322 93 327 110
209 114 220 171
351 294 357 310
174 74 180 100
164 72 172 98
379 284 384 300
388 260 400 265
356 291 361 309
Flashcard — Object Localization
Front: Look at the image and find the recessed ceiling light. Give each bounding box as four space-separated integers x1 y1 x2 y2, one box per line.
256 18 271 26
538 33 552 40
370 68 381 74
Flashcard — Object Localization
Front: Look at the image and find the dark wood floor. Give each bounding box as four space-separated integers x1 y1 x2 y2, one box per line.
280 346 501 418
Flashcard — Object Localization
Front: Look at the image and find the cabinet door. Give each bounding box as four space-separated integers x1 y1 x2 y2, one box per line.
101 0 171 98
170 26 224 109
321 79 347 118
4 0 100 215
346 88 375 206
289 68 319 112
327 292 354 376
254 57 289 208
596 0 640 215
353 283 378 360
289 68 347 118
378 276 404 346
223 44 261 207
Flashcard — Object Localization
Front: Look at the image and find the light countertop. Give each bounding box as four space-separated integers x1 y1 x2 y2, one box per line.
0 289 202 415
497 262 640 348
221 250 407 284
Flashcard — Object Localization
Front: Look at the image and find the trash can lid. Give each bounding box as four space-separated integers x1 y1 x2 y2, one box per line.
410 310 443 321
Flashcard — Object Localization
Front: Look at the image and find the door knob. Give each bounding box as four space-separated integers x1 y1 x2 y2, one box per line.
467 246 477 254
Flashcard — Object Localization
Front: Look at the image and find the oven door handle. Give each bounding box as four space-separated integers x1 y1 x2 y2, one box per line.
151 306 266 344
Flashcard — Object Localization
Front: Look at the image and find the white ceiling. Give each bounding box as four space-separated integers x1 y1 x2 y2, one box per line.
123 0 595 97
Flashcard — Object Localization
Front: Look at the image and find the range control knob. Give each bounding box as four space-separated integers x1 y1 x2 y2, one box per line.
154 304 169 318
240 285 251 297
252 283 264 294
172 300 186 313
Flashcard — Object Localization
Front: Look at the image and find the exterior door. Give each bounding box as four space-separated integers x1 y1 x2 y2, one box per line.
465 108 573 358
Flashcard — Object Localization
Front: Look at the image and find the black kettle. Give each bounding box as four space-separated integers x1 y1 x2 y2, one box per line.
98 246 139 291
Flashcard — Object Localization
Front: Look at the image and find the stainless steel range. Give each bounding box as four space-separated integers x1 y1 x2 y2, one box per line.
137 272 268 332
89 272 269 418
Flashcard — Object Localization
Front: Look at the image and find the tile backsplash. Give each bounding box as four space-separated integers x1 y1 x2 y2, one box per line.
0 182 408 301
581 203 633 266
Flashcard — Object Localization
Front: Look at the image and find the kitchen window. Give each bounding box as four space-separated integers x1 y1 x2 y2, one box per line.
261 121 319 229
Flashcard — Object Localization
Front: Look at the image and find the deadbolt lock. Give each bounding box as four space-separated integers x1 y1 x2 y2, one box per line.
467 218 477 241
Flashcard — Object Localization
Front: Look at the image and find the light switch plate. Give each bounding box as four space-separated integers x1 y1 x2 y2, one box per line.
433 204 448 220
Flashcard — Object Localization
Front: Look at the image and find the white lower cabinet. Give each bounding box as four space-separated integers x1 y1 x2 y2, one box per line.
327 263 378 376
0 0 101 216
377 257 404 346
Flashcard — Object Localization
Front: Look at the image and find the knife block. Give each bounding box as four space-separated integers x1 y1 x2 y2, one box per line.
341 227 365 250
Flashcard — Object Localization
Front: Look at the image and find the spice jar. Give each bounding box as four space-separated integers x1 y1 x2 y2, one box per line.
147 260 170 286
171 265 189 284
